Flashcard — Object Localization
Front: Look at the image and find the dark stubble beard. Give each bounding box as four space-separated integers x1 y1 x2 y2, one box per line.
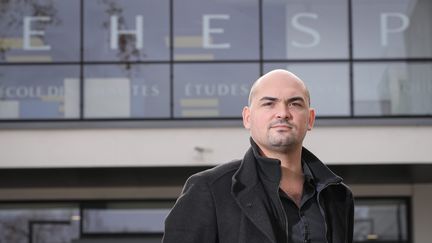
267 120 298 152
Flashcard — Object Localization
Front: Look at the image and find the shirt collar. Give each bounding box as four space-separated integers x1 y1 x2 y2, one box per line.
250 138 316 184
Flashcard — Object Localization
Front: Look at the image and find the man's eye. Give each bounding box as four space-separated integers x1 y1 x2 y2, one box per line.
289 102 302 107
262 102 273 106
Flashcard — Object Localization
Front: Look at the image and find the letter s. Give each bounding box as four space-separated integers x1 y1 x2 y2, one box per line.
291 13 320 48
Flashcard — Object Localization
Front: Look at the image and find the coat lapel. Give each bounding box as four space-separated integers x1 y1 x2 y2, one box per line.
236 185 277 243
231 148 277 243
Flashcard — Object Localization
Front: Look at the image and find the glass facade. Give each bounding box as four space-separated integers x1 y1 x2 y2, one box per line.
263 0 349 59
354 198 409 243
83 0 170 62
354 62 432 116
0 198 410 243
82 202 171 234
0 0 431 121
264 63 350 116
0 0 81 62
173 63 259 117
0 65 80 119
0 203 80 243
173 0 259 61
83 64 170 118
352 0 432 58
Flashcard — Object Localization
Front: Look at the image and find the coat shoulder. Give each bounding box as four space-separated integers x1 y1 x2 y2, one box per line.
187 160 241 186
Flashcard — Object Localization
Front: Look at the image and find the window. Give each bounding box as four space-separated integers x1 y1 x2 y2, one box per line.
173 0 259 61
354 62 432 116
352 0 432 58
0 0 80 62
173 63 259 118
82 201 173 234
354 198 410 243
84 64 170 118
0 65 80 119
263 0 349 59
264 63 350 116
83 0 170 62
0 203 80 243
0 200 175 242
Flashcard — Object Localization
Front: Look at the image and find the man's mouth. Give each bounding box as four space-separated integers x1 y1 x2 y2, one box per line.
270 119 293 128
270 123 293 129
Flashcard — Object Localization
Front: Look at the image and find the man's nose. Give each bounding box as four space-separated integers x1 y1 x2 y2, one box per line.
276 105 292 119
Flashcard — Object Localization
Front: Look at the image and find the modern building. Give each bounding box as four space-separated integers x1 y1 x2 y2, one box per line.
0 0 431 242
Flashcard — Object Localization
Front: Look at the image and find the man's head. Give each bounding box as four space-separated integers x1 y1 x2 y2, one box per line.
242 69 315 155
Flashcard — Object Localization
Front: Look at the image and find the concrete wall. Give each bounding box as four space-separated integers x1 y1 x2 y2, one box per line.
1 125 431 168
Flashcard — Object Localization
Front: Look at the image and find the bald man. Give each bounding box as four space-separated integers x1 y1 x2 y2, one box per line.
163 69 354 243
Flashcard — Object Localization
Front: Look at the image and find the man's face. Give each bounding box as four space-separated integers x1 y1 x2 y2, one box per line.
242 72 315 154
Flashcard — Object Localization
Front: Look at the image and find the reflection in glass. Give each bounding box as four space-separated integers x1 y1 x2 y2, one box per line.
354 62 432 116
0 65 80 119
0 203 79 243
82 201 174 234
84 208 169 233
352 0 432 58
173 0 259 61
354 199 408 243
84 64 170 118
84 0 170 62
174 63 259 118
264 63 350 116
263 0 348 59
0 0 80 62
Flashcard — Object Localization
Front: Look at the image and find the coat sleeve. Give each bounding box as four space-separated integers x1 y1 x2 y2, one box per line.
162 173 218 243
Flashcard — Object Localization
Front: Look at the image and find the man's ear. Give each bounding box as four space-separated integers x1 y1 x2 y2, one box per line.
307 108 315 131
242 106 251 130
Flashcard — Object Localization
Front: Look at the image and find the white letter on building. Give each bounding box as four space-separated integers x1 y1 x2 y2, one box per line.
202 14 230 49
110 15 143 50
380 13 409 46
23 16 51 50
291 13 320 48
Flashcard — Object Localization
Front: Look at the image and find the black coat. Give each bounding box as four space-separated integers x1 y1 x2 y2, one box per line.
163 144 354 243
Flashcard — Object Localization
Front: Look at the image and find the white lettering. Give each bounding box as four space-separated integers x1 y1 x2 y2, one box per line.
240 84 249 96
380 13 409 46
47 86 62 96
202 14 230 49
185 83 192 97
291 13 320 48
218 84 230 96
110 15 144 50
184 83 249 97
0 85 62 99
131 85 140 96
23 16 51 50
131 85 159 97
151 85 160 96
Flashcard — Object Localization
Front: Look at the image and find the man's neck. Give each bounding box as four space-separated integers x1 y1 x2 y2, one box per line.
260 145 303 174
276 148 304 207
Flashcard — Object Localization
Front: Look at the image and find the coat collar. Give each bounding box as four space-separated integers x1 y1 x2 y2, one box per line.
230 138 343 243
300 145 343 190
233 138 342 193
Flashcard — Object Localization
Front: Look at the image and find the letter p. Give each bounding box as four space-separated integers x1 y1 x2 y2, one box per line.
380 13 409 46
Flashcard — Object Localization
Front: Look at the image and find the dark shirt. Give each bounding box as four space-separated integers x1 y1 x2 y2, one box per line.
279 161 327 243
254 144 327 243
